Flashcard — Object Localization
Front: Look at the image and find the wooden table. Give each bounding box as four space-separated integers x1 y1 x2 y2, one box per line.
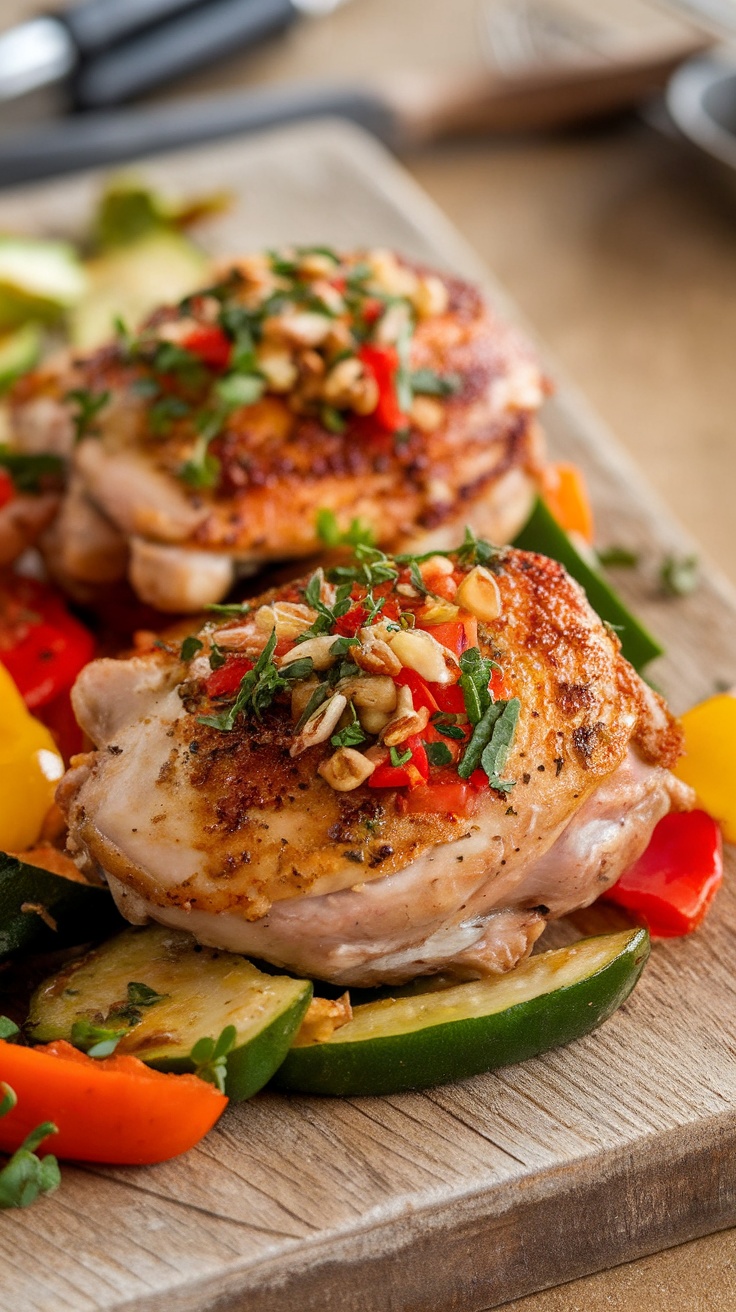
3 2 736 1307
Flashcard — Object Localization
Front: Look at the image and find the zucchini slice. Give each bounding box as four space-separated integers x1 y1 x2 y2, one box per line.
0 851 122 962
0 238 86 329
513 497 663 670
275 929 649 1096
29 926 312 1101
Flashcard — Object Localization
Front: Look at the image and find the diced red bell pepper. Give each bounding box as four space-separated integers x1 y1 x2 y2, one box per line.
604 809 723 937
469 768 488 790
429 682 466 714
394 667 439 714
369 735 429 790
361 297 383 324
416 613 478 657
0 469 15 510
334 605 368 637
0 575 95 712
181 325 232 371
206 655 252 698
358 344 404 432
404 778 479 818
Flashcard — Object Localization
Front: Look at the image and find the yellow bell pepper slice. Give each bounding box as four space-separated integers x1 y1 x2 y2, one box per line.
0 664 64 851
674 692 736 844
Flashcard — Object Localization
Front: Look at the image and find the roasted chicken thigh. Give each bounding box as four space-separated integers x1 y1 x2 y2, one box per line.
59 538 693 985
10 249 547 611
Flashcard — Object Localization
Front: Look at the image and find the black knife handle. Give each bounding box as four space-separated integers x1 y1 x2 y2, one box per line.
63 0 212 58
71 0 298 108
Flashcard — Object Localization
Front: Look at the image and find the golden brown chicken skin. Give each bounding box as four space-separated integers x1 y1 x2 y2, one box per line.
59 538 692 985
10 249 547 611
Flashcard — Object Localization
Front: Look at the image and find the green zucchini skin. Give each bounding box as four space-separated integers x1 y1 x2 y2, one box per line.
153 990 313 1101
28 925 312 1101
513 498 662 671
0 852 122 961
275 930 649 1097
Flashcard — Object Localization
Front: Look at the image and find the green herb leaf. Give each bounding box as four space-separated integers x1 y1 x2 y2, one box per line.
190 1024 237 1093
431 713 466 741
457 701 506 779
660 553 699 598
180 635 203 662
215 373 264 408
597 545 640 569
65 388 110 443
125 982 169 1009
0 1086 60 1211
320 405 347 434
409 369 462 396
208 641 226 670
295 682 328 732
198 629 287 730
0 447 65 494
327 544 398 590
389 745 412 768
70 1019 129 1059
331 702 365 749
0 1017 19 1040
479 697 520 792
280 657 315 683
315 507 375 549
458 647 500 725
455 526 504 571
425 741 453 766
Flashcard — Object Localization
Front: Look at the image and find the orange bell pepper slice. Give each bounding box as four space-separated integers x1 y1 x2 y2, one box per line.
541 462 595 543
0 1039 227 1165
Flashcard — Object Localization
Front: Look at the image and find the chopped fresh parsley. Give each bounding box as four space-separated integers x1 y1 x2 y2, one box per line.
389 745 412 768
597 545 640 569
409 368 461 396
315 507 375 549
70 1019 129 1059
331 701 365 749
660 553 698 598
0 1084 60 1211
198 630 313 730
320 405 347 434
180 635 203 662
0 1017 19 1040
431 713 465 740
0 447 65 493
190 1024 236 1094
327 544 399 590
425 741 453 766
65 388 110 442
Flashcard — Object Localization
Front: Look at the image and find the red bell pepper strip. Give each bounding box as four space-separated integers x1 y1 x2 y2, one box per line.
403 778 479 818
0 471 14 510
358 344 405 432
0 1040 227 1165
181 325 232 371
206 655 252 698
416 614 478 657
334 605 369 637
604 809 723 937
369 735 429 789
0 575 94 712
429 682 466 714
394 667 440 714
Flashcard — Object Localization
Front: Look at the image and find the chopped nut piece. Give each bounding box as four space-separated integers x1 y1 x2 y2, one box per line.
254 602 317 640
354 631 402 677
388 628 459 685
456 565 502 622
337 674 398 713
297 993 353 1043
318 746 376 791
381 684 430 746
410 395 444 434
264 311 332 347
368 249 418 298
281 635 338 670
413 274 449 318
290 693 347 757
256 345 298 393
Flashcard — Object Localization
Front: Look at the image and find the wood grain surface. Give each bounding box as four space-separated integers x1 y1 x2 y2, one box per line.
1 121 735 1312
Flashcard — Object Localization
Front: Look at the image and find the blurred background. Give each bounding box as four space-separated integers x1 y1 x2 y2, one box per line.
0 0 735 1308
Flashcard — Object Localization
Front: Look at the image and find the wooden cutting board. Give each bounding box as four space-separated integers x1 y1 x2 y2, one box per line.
1 120 735 1312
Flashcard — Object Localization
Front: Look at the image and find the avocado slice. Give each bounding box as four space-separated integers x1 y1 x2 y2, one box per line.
0 323 42 392
28 925 312 1101
275 929 649 1096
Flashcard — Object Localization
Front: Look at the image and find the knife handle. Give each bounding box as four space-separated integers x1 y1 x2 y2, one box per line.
63 0 212 58
71 0 298 108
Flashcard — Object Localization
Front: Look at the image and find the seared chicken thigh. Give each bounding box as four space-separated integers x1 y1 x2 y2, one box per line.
59 538 692 985
10 249 547 610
